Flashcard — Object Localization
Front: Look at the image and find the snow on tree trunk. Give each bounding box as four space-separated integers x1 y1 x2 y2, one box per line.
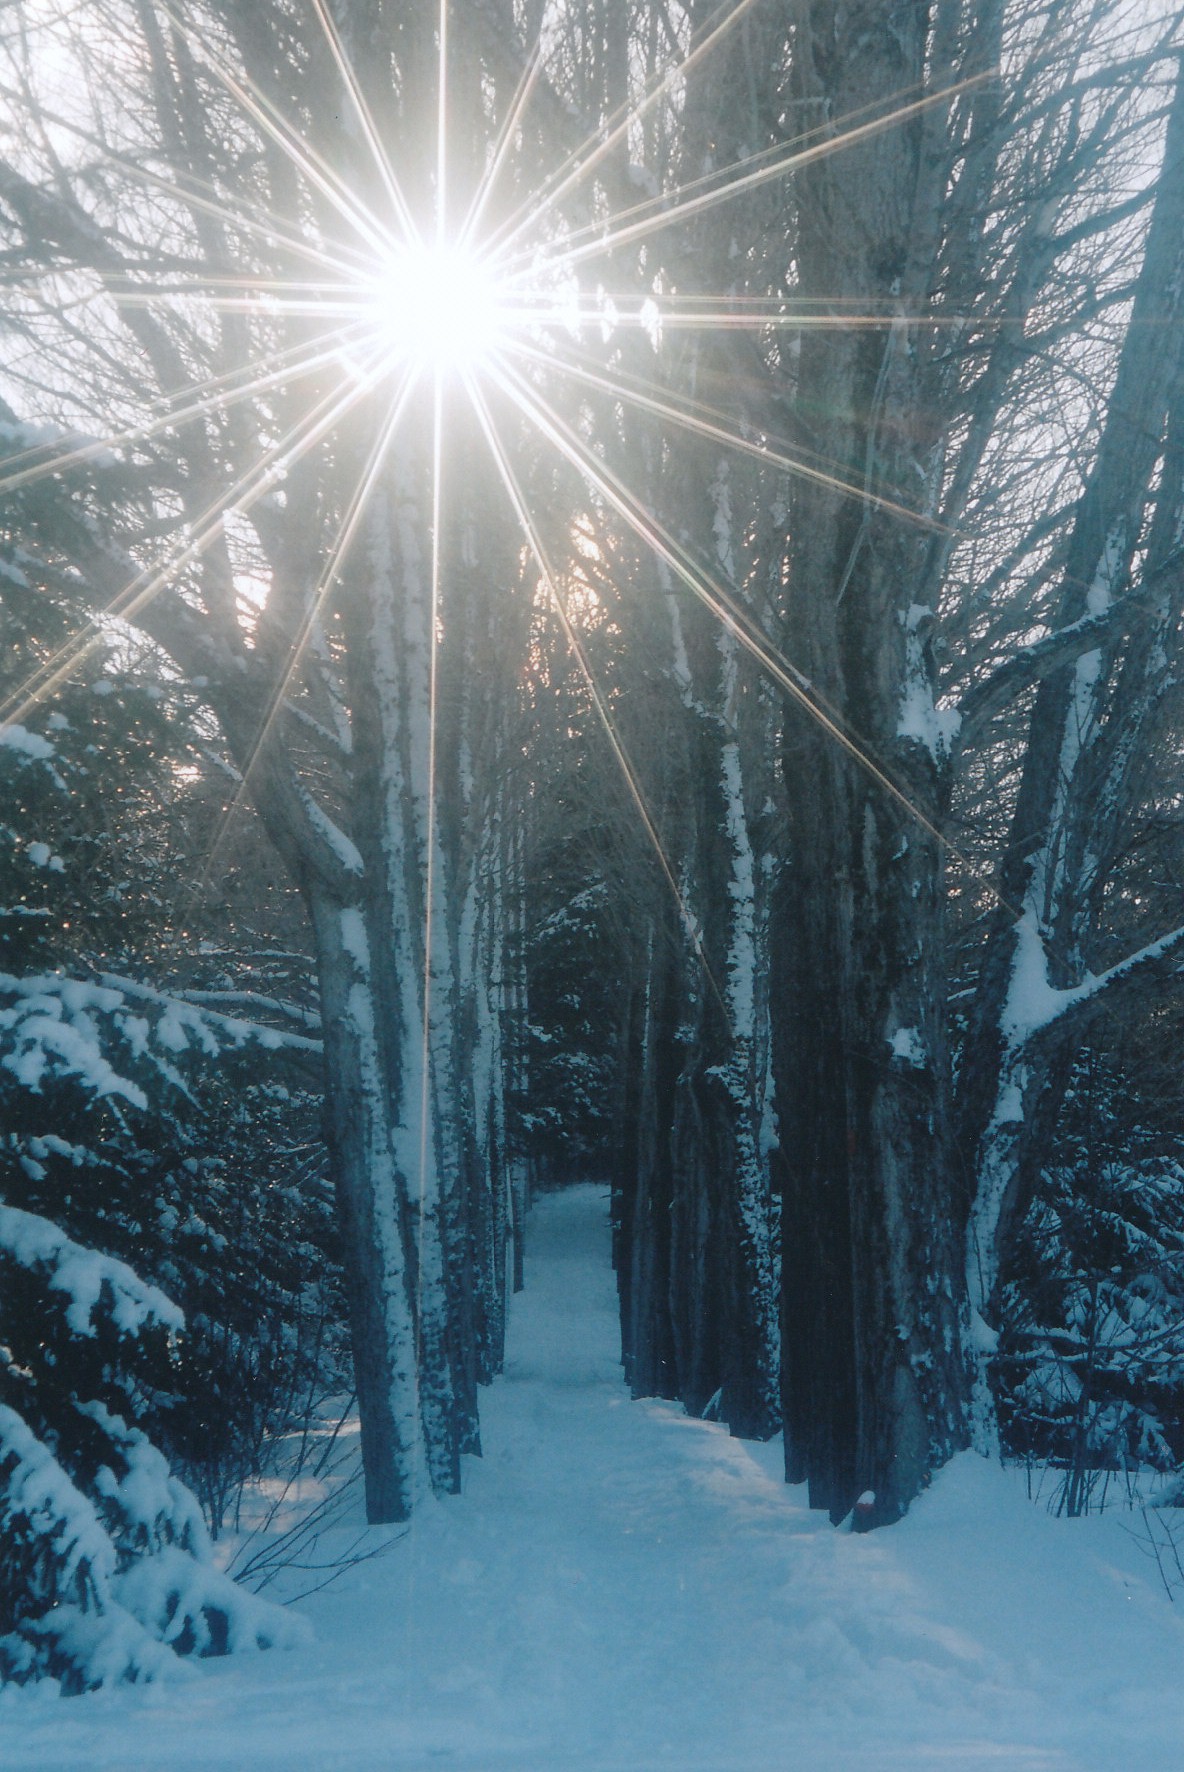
310 895 429 1522
609 9 784 1444
614 485 782 1439
710 625 781 1436
773 0 970 1525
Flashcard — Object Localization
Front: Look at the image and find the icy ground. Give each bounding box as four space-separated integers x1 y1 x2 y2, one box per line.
5 1183 1184 1770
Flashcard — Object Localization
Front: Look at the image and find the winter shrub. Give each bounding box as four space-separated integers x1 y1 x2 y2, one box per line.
0 1210 309 1692
0 565 347 1538
0 588 338 1682
994 1102 1184 1513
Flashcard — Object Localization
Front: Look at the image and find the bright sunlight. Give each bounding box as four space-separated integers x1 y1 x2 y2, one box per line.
370 241 507 375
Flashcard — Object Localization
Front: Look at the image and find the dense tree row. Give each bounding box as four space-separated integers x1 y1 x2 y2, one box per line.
3 0 1184 1693
511 0 1184 1524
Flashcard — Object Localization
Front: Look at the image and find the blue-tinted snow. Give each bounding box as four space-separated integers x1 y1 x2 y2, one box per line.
3 1184 1182 1770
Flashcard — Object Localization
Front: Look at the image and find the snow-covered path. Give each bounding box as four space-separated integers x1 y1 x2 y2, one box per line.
5 1184 1183 1770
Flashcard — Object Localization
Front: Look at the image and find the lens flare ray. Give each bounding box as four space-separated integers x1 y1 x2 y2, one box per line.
512 335 949 533
0 0 994 954
489 355 955 857
484 0 765 262
154 0 403 262
534 72 995 280
495 72 941 274
193 368 420 913
455 36 550 255
31 114 379 282
1 350 389 734
463 373 729 1019
306 0 420 249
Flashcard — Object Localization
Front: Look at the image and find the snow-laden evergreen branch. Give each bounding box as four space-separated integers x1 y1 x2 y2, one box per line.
95 973 323 1055
0 1204 182 1340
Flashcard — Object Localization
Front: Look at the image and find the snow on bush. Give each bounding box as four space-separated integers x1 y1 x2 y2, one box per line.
0 974 317 1693
0 1209 310 1694
0 1203 182 1340
0 1401 175 1691
994 1149 1184 1510
0 960 339 1530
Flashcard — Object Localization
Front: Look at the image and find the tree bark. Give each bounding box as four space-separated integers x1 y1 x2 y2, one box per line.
773 0 970 1524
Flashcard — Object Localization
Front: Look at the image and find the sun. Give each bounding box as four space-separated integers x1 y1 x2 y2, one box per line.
370 239 507 377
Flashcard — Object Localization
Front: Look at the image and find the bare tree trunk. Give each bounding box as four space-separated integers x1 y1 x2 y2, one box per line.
310 892 429 1520
608 0 783 1442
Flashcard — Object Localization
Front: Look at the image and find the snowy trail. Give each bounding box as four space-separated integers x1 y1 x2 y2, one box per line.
4 1184 1183 1770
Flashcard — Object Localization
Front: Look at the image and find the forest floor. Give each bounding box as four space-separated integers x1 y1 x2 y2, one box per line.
4 1183 1183 1770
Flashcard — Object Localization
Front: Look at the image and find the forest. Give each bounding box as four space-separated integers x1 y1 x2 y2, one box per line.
3 0 1184 1731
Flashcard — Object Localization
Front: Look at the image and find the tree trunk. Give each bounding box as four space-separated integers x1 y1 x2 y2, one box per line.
310 891 428 1522
610 0 783 1443
773 0 970 1523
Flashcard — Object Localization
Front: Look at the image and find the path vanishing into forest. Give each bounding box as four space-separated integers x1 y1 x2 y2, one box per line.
5 1184 1184 1771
